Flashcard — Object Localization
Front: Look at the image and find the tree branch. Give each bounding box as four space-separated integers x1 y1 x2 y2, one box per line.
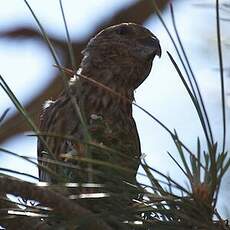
0 176 113 230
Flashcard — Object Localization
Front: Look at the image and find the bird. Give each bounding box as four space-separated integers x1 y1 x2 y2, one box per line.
37 22 161 190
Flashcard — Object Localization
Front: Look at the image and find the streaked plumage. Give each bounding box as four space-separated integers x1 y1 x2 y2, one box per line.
37 23 161 186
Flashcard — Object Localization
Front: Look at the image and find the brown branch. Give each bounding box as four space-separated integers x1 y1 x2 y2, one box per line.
0 193 53 229
0 176 113 230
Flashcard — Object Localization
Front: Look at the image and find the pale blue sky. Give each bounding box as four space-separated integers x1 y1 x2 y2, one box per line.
0 0 230 217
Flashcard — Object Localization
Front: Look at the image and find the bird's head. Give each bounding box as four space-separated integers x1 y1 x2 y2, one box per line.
81 23 161 90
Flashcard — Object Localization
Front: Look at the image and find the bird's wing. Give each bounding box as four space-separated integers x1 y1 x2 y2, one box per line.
37 93 142 184
37 96 79 182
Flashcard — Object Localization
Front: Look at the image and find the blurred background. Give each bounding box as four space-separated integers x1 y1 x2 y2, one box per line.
0 0 230 218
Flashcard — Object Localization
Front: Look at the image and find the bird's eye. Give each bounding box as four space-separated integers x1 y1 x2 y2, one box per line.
116 26 129 35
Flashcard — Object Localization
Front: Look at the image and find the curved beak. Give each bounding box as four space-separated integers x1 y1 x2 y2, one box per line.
155 38 162 58
150 36 161 58
139 35 162 59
